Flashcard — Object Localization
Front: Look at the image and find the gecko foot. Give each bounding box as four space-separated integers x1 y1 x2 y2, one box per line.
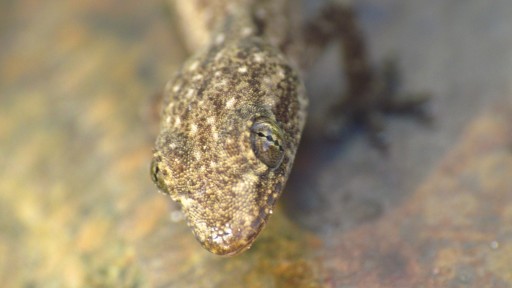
324 58 431 152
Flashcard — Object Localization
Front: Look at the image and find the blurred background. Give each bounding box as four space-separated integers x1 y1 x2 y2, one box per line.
1 0 512 287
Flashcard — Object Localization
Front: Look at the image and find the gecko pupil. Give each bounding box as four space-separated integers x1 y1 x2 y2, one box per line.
250 117 286 169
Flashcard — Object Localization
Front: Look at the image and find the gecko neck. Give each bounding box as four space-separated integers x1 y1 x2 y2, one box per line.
209 3 262 47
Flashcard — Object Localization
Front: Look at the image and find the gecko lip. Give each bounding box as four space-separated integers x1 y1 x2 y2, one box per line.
193 210 270 256
202 228 259 256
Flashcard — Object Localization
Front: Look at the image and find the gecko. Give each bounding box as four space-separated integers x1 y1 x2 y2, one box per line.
150 0 428 256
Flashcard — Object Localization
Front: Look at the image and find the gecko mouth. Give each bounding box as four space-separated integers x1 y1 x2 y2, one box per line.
193 208 271 256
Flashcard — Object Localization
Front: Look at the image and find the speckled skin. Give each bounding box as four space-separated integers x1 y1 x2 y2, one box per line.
151 0 385 256
151 1 309 255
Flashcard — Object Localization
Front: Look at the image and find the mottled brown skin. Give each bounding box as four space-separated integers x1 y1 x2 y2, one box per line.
151 0 426 255
151 1 307 255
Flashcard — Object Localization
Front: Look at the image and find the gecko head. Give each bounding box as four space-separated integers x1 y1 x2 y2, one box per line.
151 115 290 255
150 39 307 255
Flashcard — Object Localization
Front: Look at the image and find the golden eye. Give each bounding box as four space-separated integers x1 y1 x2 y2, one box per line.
150 158 170 194
250 117 286 169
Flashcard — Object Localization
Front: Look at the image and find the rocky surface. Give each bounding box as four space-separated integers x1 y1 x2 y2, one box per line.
1 0 512 287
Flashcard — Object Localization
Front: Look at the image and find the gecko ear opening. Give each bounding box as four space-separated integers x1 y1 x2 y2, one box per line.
250 117 286 169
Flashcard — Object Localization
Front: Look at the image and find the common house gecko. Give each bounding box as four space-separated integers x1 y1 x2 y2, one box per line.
150 0 428 256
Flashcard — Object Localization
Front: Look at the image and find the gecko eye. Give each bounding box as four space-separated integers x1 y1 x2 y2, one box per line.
150 158 170 195
250 117 286 169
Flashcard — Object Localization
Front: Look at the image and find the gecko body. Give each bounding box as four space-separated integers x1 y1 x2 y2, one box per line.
151 0 307 255
151 0 427 255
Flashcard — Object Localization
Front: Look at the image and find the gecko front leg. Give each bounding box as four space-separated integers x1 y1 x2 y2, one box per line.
303 2 430 149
